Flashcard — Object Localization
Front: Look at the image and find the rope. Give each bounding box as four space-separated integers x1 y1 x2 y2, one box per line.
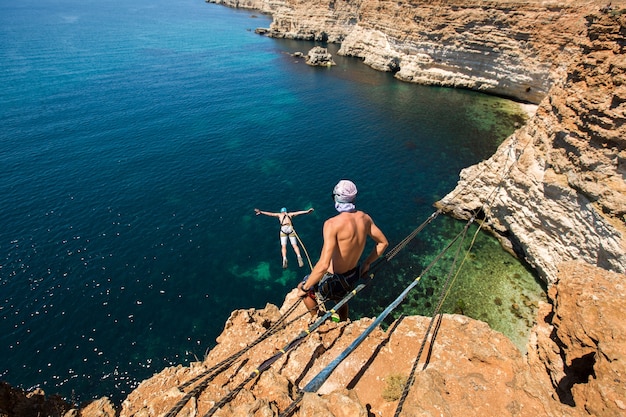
293 229 314 270
384 209 441 261
170 205 441 416
200 279 377 416
441 137 523 208
277 136 528 416
393 215 472 417
163 299 303 417
279 393 303 417
201 322 319 417
278 218 471 411
392 134 528 416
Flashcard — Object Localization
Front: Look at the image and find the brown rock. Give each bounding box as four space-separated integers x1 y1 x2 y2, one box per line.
529 261 626 415
8 259 624 417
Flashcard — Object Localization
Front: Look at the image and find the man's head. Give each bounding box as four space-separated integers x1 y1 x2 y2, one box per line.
280 207 287 213
333 180 357 203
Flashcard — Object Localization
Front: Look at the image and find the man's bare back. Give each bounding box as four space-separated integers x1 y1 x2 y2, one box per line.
326 211 381 274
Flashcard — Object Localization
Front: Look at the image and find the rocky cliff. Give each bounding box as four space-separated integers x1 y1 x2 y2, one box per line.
436 7 626 283
8 261 622 416
211 0 611 104
2 1 624 416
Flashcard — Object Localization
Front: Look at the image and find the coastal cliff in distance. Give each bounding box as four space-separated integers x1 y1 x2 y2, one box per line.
215 0 600 104
2 1 624 416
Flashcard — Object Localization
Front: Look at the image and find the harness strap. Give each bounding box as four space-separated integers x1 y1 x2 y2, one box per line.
280 214 292 226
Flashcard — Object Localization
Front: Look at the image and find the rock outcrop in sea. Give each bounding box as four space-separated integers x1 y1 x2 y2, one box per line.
3 0 624 416
305 46 336 66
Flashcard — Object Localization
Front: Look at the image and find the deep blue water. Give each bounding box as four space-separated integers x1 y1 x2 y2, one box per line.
0 0 541 405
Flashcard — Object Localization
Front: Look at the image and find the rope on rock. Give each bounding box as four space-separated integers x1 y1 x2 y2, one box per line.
164 203 442 416
304 217 471 394
199 278 373 417
277 216 474 416
392 137 527 416
277 137 528 416
163 298 303 417
392 214 472 417
192 212 440 416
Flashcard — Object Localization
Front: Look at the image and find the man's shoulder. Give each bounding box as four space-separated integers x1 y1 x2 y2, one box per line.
326 210 369 224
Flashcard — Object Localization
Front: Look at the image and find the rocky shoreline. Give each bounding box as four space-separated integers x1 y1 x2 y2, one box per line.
2 1 624 416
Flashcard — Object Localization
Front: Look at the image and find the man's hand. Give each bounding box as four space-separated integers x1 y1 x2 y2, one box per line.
297 281 308 298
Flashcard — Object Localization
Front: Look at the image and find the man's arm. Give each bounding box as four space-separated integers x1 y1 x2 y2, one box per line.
297 219 336 296
361 220 388 275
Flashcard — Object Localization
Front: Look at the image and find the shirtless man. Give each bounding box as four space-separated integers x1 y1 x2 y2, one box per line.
255 206 314 268
297 180 388 321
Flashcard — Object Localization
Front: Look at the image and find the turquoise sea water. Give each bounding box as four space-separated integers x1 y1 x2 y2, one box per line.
1 0 544 404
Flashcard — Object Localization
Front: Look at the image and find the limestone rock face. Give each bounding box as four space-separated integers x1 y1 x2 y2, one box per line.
336 1 587 104
0 383 71 417
209 0 612 105
437 10 626 283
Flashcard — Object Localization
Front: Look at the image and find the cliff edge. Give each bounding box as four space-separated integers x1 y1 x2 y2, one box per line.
12 261 620 416
436 7 625 283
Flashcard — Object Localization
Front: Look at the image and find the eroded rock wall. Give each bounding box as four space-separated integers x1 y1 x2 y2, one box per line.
437 9 626 283
210 0 603 104
110 262 623 417
117 292 566 417
337 0 589 103
6 261 626 416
